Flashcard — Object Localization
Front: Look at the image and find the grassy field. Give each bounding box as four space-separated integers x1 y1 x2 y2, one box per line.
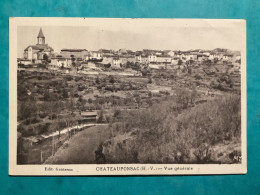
44 125 110 164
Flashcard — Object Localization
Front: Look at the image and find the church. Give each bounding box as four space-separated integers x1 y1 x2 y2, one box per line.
23 28 54 62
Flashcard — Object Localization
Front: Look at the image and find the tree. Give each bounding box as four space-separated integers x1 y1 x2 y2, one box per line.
114 109 121 117
69 87 77 98
98 98 105 106
46 101 57 120
146 99 153 107
148 77 152 84
190 87 198 104
43 90 51 101
141 69 148 76
112 99 118 107
88 98 93 104
71 55 76 66
178 60 183 65
104 63 111 68
88 98 93 110
96 77 100 84
97 109 105 123
78 95 83 103
19 100 38 124
128 82 133 90
65 98 75 115
203 59 212 66
213 58 219 64
188 68 192 75
176 88 190 109
42 54 49 67
124 97 131 105
195 74 202 80
135 95 142 108
236 59 241 64
62 89 69 99
18 85 28 101
109 75 115 84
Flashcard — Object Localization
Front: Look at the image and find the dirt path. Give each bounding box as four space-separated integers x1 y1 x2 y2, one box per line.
44 124 110 164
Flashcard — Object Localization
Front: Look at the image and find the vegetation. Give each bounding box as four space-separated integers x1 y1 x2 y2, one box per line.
17 51 241 164
101 94 241 164
178 59 183 65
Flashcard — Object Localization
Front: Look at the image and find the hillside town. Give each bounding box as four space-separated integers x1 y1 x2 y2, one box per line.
17 28 242 164
18 28 241 74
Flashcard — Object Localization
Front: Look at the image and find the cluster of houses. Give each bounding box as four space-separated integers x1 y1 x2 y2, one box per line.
18 28 241 72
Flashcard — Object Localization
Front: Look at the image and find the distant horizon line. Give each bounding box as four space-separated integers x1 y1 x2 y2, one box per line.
56 48 240 52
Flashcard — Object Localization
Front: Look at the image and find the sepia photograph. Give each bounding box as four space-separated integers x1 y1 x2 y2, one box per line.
9 18 246 175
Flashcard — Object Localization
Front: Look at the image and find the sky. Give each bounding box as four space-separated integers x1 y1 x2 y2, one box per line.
17 19 245 58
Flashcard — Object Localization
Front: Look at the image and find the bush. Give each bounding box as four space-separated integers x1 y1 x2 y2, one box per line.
78 85 85 91
62 89 69 98
95 77 100 84
178 60 183 65
39 113 47 118
194 74 202 80
44 91 59 101
113 109 121 118
193 143 212 163
176 88 190 109
109 75 115 84
18 85 29 101
17 124 26 134
18 100 38 122
48 114 57 120
97 109 105 123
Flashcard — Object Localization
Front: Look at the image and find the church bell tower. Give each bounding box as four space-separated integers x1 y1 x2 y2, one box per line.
37 28 45 45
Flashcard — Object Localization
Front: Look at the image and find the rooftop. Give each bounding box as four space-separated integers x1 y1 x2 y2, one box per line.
37 28 45 38
24 44 54 52
61 49 88 52
81 111 98 116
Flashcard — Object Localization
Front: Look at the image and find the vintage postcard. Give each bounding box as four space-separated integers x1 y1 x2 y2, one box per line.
9 18 246 175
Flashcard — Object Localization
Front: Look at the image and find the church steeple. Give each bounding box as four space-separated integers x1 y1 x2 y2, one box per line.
37 28 45 45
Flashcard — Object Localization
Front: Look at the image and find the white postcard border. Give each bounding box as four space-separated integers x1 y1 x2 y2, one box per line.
9 17 247 175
